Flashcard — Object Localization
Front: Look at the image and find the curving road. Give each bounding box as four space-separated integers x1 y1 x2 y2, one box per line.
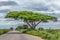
0 31 44 40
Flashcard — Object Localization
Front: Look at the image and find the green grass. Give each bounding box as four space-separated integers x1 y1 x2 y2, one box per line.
55 31 60 40
19 29 59 40
26 30 57 40
0 29 10 35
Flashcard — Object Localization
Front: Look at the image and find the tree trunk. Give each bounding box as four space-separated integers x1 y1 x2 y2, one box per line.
25 21 41 30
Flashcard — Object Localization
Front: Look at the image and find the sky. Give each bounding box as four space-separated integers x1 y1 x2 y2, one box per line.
0 0 60 12
0 0 60 29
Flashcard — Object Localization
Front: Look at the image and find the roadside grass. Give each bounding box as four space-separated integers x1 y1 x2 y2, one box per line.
55 31 60 40
0 29 10 35
18 29 58 40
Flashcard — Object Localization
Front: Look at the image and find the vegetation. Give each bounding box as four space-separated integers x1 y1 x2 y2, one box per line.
10 27 13 30
18 28 59 40
6 11 58 40
38 27 44 30
0 29 10 35
15 25 59 40
16 25 28 30
5 11 57 29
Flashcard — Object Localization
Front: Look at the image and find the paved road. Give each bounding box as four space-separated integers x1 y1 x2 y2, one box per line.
0 31 44 40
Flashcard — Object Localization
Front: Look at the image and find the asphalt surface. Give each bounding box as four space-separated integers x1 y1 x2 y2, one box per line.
0 31 44 40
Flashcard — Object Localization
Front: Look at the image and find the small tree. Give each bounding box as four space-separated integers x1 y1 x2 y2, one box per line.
5 11 57 29
23 25 28 29
16 25 28 30
38 27 44 30
10 27 13 30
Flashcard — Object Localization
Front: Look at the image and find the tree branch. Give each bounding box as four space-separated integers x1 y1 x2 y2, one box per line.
34 21 41 27
25 21 32 28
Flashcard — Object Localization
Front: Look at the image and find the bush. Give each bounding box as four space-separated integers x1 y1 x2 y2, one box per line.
22 30 57 40
38 27 44 30
10 27 13 30
16 25 28 30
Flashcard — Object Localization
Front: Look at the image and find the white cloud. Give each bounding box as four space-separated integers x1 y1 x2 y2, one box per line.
0 6 10 10
1 0 60 12
0 0 8 1
8 0 60 12
0 18 24 25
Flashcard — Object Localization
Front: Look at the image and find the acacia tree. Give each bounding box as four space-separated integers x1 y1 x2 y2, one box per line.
5 11 57 29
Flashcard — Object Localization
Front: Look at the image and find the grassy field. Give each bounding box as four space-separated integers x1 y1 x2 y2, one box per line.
16 25 60 40
18 29 60 40
0 29 10 35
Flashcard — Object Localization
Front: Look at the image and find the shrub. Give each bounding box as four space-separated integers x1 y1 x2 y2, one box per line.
38 27 44 30
22 30 57 40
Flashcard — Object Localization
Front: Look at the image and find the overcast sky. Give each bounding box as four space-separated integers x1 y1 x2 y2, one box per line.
0 0 60 29
0 0 60 13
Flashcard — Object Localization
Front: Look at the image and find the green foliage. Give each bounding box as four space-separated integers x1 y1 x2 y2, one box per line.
10 27 13 30
6 11 57 29
5 11 19 19
46 29 57 34
38 27 44 30
16 25 28 30
23 25 28 29
21 30 57 40
19 11 57 22
6 11 57 22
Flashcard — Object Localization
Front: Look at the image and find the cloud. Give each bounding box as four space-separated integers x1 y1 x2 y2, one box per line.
0 18 24 25
0 9 10 13
6 0 59 12
0 0 60 11
24 3 49 11
1 0 60 12
0 1 18 6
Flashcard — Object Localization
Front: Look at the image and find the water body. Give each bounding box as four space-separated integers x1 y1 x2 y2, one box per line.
0 0 60 29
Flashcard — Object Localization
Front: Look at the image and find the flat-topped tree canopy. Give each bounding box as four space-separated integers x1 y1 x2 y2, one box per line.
5 11 19 19
5 11 57 29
